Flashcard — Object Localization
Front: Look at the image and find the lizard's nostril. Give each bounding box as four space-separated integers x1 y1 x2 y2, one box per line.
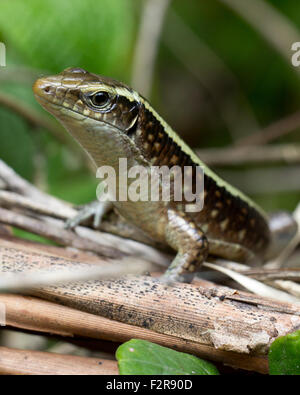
33 78 53 98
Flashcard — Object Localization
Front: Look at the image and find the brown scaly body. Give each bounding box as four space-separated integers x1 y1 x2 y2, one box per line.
135 105 270 257
33 67 271 282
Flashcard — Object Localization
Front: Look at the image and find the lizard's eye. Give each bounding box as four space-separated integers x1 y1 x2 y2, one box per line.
90 91 111 108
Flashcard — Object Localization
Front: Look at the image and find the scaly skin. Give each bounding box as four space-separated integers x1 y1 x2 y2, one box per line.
33 67 271 281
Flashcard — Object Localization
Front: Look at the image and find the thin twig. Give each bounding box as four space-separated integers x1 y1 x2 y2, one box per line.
243 268 300 282
220 165 300 195
0 189 171 267
131 0 171 97
163 9 260 139
0 159 73 210
196 144 300 166
236 110 300 147
0 207 121 258
0 190 76 220
269 280 300 298
203 262 299 304
0 206 171 267
266 202 300 269
219 0 300 78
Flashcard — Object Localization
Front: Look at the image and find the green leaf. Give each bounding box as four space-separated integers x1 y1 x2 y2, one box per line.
0 0 135 79
269 330 300 375
0 107 35 180
116 339 219 375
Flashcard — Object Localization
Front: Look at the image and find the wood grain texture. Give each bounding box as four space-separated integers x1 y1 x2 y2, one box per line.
0 346 118 375
0 293 268 373
1 238 300 373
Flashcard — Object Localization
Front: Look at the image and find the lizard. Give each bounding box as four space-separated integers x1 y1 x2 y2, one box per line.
33 67 274 282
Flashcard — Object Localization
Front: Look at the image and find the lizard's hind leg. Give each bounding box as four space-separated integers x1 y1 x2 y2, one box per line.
162 209 209 283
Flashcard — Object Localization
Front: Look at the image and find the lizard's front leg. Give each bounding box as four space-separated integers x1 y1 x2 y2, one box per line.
162 209 209 283
65 200 113 229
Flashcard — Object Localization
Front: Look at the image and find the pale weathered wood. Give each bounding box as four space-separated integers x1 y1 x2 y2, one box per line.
0 238 154 291
0 346 118 375
1 238 300 374
0 293 268 373
0 193 171 267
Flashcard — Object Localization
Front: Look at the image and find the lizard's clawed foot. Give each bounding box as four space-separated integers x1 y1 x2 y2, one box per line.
65 200 112 229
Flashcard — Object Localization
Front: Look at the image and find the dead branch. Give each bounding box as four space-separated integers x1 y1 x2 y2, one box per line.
242 268 300 282
1 161 300 373
0 206 123 259
0 346 118 375
0 238 299 374
0 160 169 251
236 111 300 147
0 293 268 373
196 144 300 167
131 0 171 97
0 159 73 210
0 193 171 267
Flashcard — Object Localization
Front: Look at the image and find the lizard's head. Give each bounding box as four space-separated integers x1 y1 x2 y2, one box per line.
33 67 143 167
33 67 141 133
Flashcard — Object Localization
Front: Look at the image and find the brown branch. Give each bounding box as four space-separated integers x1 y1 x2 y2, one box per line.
0 159 74 210
219 165 300 195
242 268 300 282
131 0 171 97
1 161 300 373
235 111 300 147
0 160 169 251
0 292 267 373
1 238 299 373
0 191 171 267
196 144 300 167
0 207 123 259
0 346 118 375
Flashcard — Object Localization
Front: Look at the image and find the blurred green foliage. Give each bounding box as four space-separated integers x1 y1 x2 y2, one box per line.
0 0 136 204
0 0 135 76
0 0 299 213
